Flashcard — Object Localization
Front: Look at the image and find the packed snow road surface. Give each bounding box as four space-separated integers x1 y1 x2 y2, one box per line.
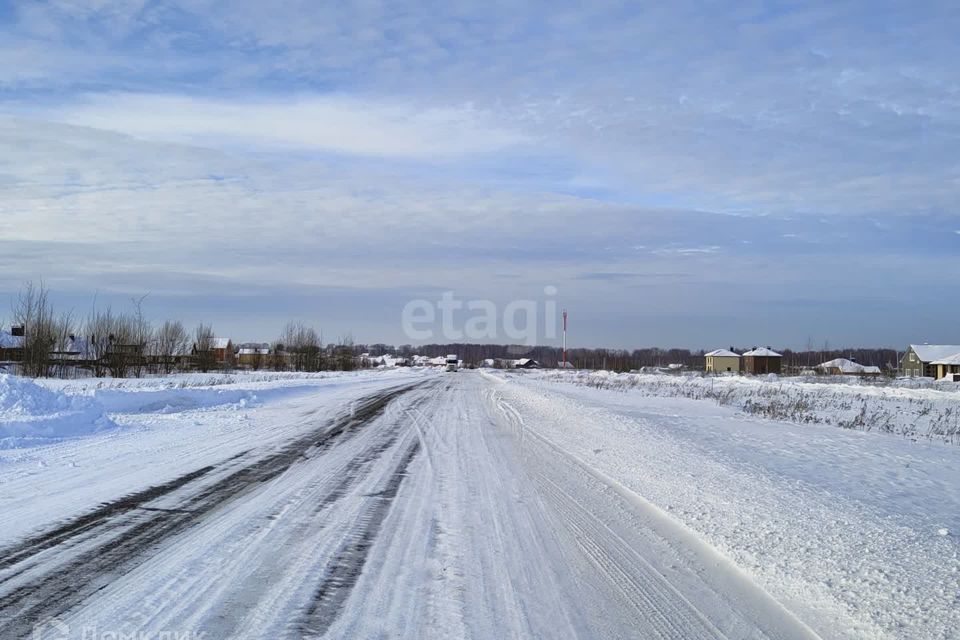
0 371 822 639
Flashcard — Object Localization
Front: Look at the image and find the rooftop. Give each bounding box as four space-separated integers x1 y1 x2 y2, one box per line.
742 347 782 357
705 349 740 358
911 344 960 362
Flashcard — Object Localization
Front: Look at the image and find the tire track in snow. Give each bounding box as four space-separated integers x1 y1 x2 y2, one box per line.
297 437 422 638
535 473 723 639
200 394 436 639
491 387 821 640
0 381 425 639
0 463 220 576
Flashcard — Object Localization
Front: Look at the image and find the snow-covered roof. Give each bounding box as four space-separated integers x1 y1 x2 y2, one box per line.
742 347 781 357
211 338 232 350
817 358 881 374
705 349 740 358
931 352 960 366
0 331 23 349
238 347 270 355
911 344 960 363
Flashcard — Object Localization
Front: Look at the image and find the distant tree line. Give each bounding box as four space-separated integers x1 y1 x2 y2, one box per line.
378 343 901 373
2 281 903 379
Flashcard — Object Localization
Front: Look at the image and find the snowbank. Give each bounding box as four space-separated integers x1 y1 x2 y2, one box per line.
0 374 117 449
39 371 418 414
2 369 424 450
39 370 346 393
529 370 960 444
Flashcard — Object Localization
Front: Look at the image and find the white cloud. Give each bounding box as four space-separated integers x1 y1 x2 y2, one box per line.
2 2 959 344
41 93 527 157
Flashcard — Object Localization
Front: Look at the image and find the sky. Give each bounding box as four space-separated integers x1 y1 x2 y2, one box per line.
0 0 958 350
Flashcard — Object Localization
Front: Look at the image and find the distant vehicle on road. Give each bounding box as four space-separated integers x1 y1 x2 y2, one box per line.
445 354 458 372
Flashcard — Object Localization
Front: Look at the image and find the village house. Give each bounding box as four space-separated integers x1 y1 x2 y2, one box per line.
816 358 881 377
704 349 740 373
211 338 234 365
237 344 270 368
900 344 960 377
741 347 782 375
0 326 24 363
513 358 540 369
930 353 960 381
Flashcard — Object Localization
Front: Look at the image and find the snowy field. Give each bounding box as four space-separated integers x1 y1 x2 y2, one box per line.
1 369 957 639
536 369 960 443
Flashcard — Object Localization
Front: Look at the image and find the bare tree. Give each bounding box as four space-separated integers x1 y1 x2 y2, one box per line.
85 307 112 378
11 281 62 378
268 340 286 371
84 306 135 378
130 295 153 378
333 334 356 371
222 340 236 372
106 313 135 378
154 320 189 374
49 310 76 379
194 324 215 373
278 321 323 371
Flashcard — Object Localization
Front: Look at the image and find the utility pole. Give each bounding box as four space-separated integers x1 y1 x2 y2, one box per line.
562 309 568 368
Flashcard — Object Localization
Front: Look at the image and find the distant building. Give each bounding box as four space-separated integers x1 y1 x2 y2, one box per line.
930 353 960 381
0 328 24 363
514 358 540 369
900 344 960 377
211 338 234 365
741 347 782 375
238 345 270 367
816 358 881 376
705 349 740 373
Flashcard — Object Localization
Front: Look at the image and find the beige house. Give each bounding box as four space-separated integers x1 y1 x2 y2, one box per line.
930 353 960 380
705 349 741 373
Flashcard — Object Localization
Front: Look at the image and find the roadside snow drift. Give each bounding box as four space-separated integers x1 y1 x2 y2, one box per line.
0 374 117 449
1 371 422 450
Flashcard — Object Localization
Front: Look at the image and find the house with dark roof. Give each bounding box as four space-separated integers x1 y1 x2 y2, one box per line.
0 328 24 363
741 347 782 375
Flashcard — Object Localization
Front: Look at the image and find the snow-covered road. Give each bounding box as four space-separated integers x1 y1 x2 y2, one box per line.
2 370 954 639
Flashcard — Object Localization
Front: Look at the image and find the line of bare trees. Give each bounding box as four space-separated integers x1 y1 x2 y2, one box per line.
3 282 365 379
3 282 200 378
267 322 358 372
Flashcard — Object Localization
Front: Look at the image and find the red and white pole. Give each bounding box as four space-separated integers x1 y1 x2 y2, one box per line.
562 309 567 368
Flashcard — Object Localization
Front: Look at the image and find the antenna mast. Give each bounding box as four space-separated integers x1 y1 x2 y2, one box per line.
562 309 568 368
